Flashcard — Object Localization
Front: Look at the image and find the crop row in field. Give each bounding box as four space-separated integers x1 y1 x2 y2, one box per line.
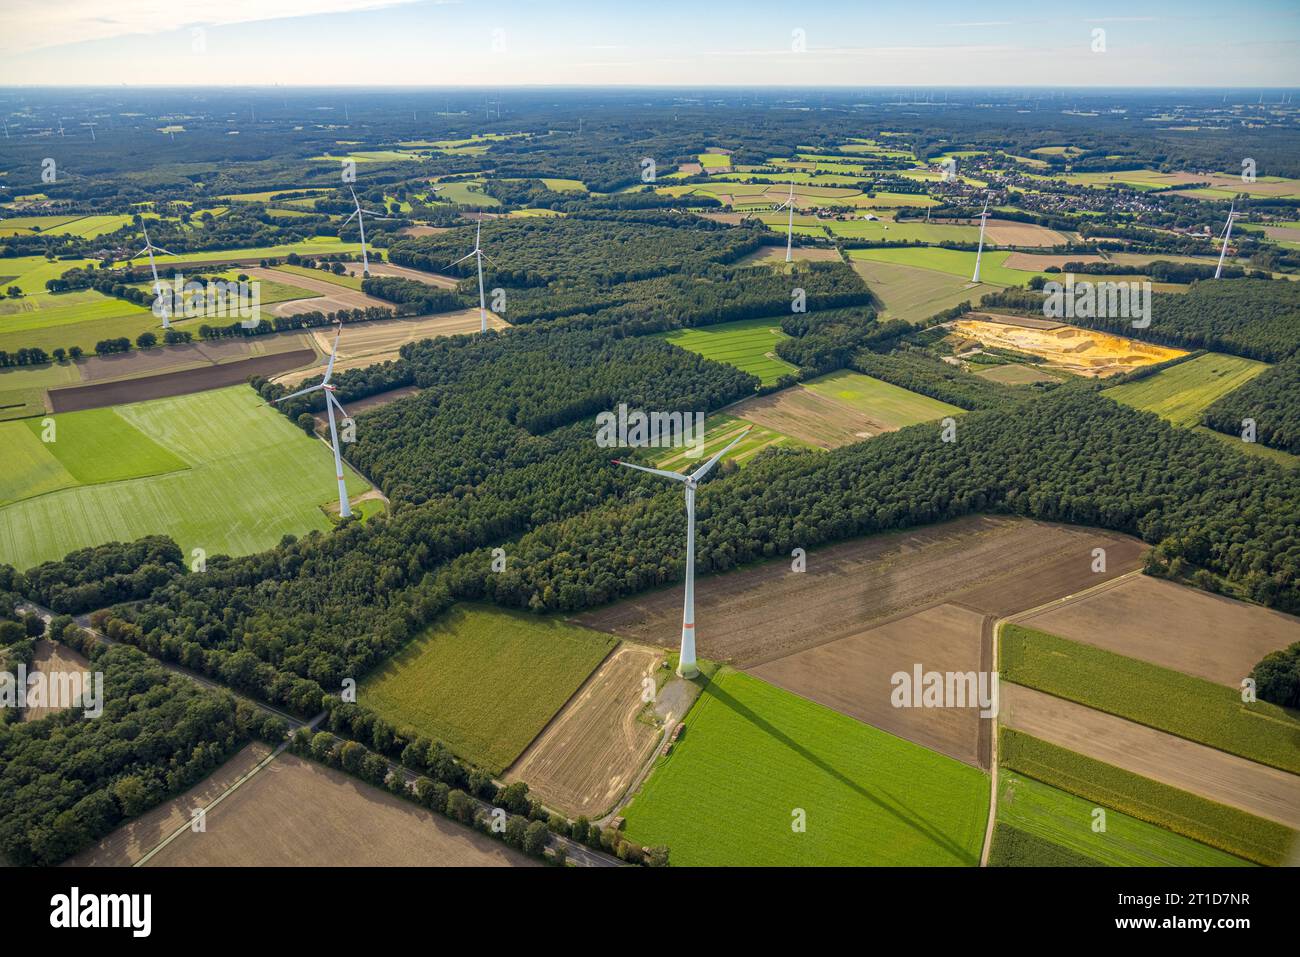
992 771 1252 866
1000 624 1300 774
358 605 616 773
999 729 1293 866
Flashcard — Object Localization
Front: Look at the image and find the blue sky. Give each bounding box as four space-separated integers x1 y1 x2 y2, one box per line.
3 0 1298 87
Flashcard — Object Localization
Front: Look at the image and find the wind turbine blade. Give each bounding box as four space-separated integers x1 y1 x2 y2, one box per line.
449 252 475 267
152 246 175 257
272 384 323 404
690 426 753 482
342 209 359 226
327 391 351 420
132 247 150 259
612 459 689 482
480 250 498 267
324 328 341 380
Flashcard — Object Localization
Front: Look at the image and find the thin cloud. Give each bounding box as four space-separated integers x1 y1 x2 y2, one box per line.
3 0 432 55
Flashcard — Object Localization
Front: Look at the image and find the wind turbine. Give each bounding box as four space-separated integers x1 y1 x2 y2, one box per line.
273 326 353 519
449 212 497 333
1214 199 1238 279
771 181 797 263
341 186 390 278
970 192 991 283
131 222 176 329
613 426 752 678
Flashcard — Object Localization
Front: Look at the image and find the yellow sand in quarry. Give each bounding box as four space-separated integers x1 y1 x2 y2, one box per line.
951 318 1186 378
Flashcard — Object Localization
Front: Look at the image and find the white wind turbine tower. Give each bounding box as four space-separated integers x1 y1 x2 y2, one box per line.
342 186 390 278
1214 199 1238 279
449 212 497 333
273 326 354 519
132 222 176 329
771 181 798 263
613 426 752 678
970 192 992 283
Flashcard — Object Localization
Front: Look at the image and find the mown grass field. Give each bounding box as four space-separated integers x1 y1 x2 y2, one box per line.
803 369 963 428
849 256 983 323
0 407 188 505
0 385 371 570
1001 624 1300 774
1102 353 1270 427
622 668 989 866
992 771 1252 866
658 318 798 386
651 413 810 470
824 220 981 243
358 605 615 773
847 247 1052 287
0 214 133 238
1000 729 1294 866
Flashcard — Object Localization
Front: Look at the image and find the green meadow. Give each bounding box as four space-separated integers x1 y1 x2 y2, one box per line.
1101 353 1269 427
658 318 798 386
622 669 990 866
0 385 371 571
803 369 963 428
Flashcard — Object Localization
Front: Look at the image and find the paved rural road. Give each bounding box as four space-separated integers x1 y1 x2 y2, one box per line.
20 602 305 728
22 602 622 867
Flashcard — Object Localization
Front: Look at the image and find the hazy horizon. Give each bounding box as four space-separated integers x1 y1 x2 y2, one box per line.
3 0 1298 88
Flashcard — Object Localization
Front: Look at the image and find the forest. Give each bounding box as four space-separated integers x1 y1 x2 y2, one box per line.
0 632 282 866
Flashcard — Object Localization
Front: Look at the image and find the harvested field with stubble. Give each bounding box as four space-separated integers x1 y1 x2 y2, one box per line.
23 640 91 722
750 603 990 767
145 751 536 867
505 644 663 818
69 743 273 866
1012 574 1300 686
275 311 506 386
1000 684 1300 830
576 515 1146 669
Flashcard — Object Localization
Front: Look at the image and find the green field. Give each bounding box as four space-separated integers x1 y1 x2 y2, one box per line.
824 219 981 243
652 413 811 469
848 247 1051 287
358 604 615 772
991 771 1252 867
429 181 501 207
1000 729 1294 866
0 407 189 506
273 263 366 290
622 668 989 866
0 385 371 571
1001 625 1300 774
0 214 132 238
803 369 964 427
850 257 983 323
658 318 797 386
1102 353 1270 426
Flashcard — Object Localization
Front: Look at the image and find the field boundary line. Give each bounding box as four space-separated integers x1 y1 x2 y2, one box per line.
978 567 1145 867
502 641 623 780
133 742 287 867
